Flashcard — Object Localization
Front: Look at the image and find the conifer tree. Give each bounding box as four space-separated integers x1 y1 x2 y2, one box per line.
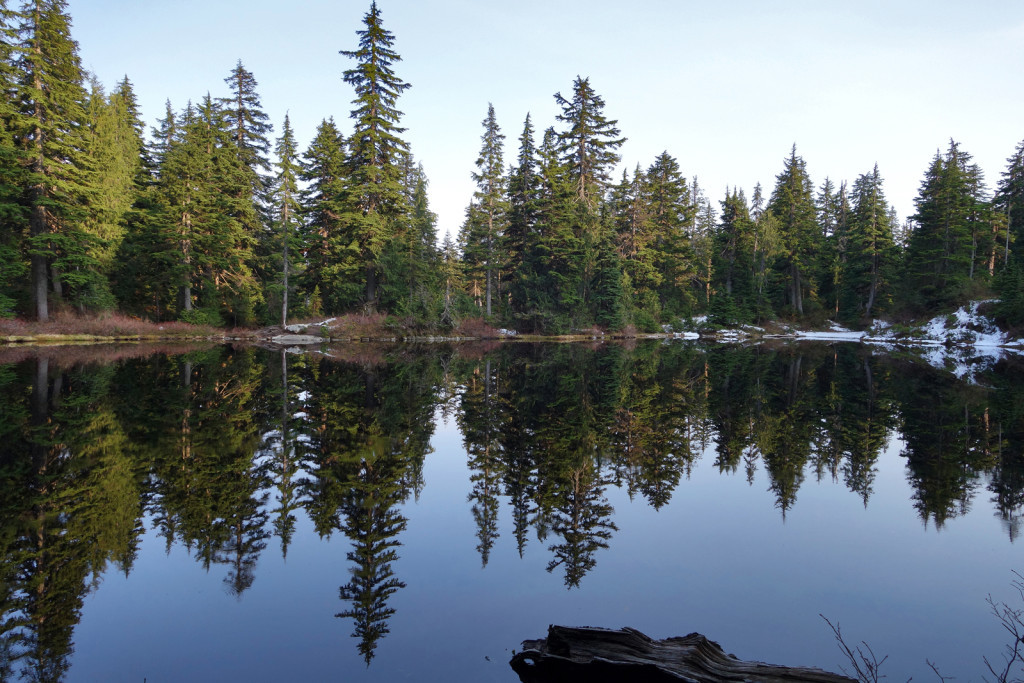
555 76 625 208
993 140 1024 325
405 163 440 319
768 145 819 316
154 98 261 323
299 117 353 313
219 60 272 204
996 139 1024 265
15 0 91 321
504 113 541 323
711 188 755 322
547 77 626 330
0 0 27 317
690 179 715 311
340 1 411 310
80 76 144 283
844 165 896 319
439 229 462 327
273 113 300 326
904 140 986 309
466 103 506 317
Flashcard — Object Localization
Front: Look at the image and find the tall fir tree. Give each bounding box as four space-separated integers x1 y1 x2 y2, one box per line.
0 0 27 316
219 60 272 205
843 165 896 319
555 76 625 209
504 113 541 324
340 0 411 311
995 139 1024 265
272 113 300 326
768 145 819 316
15 0 91 320
299 117 353 314
711 187 755 323
548 77 626 329
904 140 987 310
80 75 144 288
466 103 506 317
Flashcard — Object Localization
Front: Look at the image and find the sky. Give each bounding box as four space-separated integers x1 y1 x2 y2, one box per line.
66 0 1024 241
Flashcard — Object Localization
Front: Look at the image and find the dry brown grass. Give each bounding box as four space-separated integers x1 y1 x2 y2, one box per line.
323 313 401 339
453 317 502 339
0 311 221 340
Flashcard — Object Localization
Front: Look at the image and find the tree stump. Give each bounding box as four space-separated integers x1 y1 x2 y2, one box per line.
509 625 855 682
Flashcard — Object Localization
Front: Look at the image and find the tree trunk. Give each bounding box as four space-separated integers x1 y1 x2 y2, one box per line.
31 246 48 322
282 218 289 327
486 266 492 317
365 264 377 312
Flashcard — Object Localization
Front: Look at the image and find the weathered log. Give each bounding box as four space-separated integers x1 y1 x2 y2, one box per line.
509 625 855 683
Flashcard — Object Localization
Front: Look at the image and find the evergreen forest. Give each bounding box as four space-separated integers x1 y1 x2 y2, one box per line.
2 1 1024 333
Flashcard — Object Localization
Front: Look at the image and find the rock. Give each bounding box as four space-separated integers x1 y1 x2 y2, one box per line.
270 334 324 345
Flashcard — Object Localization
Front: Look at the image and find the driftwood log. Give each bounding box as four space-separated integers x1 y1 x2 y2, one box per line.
509 625 855 682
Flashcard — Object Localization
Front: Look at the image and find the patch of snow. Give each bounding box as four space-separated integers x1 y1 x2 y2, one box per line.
498 329 518 336
672 332 700 340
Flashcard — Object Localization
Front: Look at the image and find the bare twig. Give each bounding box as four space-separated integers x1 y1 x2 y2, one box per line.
982 571 1024 683
821 614 889 683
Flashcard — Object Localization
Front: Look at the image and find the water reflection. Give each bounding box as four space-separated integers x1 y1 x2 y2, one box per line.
0 341 1022 678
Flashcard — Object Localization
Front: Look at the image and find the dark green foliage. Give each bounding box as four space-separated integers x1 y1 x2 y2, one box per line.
994 261 1024 327
841 165 897 320
504 115 545 330
298 117 358 314
271 113 301 325
710 188 755 324
768 145 820 317
459 103 506 318
995 139 1024 267
340 1 411 309
15 0 93 320
903 140 991 311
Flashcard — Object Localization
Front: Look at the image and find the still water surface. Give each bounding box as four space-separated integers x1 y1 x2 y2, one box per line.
1 341 1022 681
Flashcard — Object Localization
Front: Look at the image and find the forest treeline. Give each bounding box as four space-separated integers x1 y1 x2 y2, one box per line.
1 342 1023 674
1 1 1023 332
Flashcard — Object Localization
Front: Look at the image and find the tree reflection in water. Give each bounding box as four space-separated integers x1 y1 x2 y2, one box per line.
0 341 1022 676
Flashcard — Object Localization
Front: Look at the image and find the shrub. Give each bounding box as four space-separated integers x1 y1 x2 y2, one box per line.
179 308 222 327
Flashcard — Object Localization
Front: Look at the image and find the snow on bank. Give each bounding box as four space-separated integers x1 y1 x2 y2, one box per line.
792 322 866 342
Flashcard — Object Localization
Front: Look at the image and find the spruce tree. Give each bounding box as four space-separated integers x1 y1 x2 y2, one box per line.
711 188 755 322
273 113 300 326
554 76 625 208
767 145 819 316
996 139 1024 265
15 0 90 320
504 114 541 323
904 140 986 309
299 117 353 313
340 1 411 310
80 75 144 283
219 60 272 204
647 153 694 319
993 139 1024 324
467 103 506 317
844 165 896 319
0 0 27 317
550 77 626 329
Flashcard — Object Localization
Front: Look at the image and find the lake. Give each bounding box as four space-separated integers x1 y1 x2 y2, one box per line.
0 340 1022 681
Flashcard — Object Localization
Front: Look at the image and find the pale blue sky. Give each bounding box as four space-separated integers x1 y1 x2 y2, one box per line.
68 0 1024 239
